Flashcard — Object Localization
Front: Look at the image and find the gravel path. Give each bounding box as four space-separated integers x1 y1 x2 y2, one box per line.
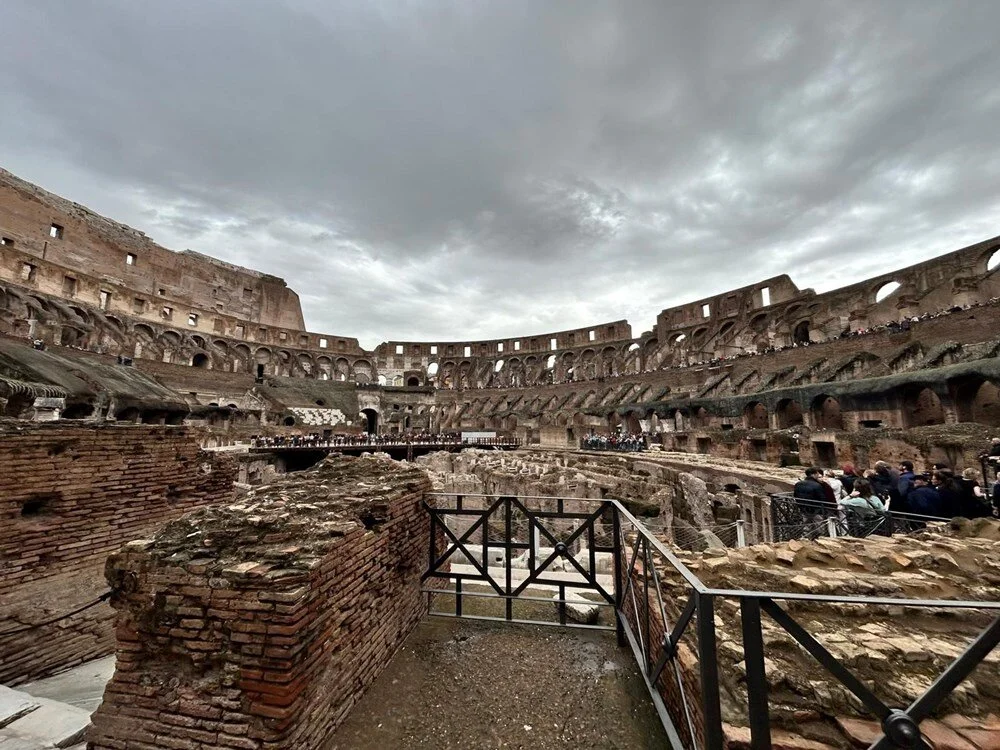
329 617 667 749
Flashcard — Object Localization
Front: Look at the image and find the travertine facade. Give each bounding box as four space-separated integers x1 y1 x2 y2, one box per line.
1 168 998 469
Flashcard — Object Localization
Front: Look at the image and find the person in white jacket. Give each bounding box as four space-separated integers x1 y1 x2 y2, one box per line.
824 469 846 500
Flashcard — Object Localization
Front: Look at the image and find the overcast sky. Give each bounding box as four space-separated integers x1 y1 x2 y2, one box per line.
2 1 999 349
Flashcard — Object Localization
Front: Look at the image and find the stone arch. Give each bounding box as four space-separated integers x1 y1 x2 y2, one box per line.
744 401 768 429
316 355 333 380
190 334 208 349
985 246 1000 273
749 313 768 333
873 280 902 304
600 346 618 377
407 376 421 387
232 343 251 373
951 377 1000 426
641 339 659 370
792 320 810 344
775 398 804 429
297 352 314 377
811 394 844 430
334 357 350 381
426 361 440 381
690 406 710 428
902 386 945 427
353 359 374 384
191 352 210 369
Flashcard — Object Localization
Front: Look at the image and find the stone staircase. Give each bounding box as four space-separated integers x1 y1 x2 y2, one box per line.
0 685 90 749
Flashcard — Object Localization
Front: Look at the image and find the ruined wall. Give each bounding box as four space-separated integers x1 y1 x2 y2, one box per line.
639 521 1000 748
0 421 235 684
417 448 795 547
88 456 434 750
0 168 305 331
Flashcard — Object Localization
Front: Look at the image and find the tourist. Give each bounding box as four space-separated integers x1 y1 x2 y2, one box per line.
957 468 989 518
869 461 897 500
896 461 916 510
933 470 963 517
793 467 827 503
823 469 846 500
839 464 858 494
839 477 886 516
908 474 943 517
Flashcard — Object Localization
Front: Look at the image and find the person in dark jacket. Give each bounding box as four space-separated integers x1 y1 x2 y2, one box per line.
869 462 897 500
957 468 989 518
933 470 962 518
908 474 943 517
840 464 858 494
793 467 828 503
896 461 916 510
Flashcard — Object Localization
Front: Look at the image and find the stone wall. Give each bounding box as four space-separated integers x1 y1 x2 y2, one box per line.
0 421 235 684
88 455 435 750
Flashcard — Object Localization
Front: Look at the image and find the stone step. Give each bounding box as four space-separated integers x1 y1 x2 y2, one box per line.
0 696 91 749
0 685 38 728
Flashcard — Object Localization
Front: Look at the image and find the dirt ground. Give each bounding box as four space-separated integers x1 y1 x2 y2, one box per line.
329 616 667 749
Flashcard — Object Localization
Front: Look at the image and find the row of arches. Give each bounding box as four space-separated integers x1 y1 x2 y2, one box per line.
0 285 380 383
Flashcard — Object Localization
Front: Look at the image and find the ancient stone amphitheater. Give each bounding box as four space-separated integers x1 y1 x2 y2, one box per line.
1 168 999 749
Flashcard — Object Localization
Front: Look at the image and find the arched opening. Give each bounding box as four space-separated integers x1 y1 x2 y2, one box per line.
283 415 296 427
874 280 901 303
811 394 844 430
792 321 810 344
691 406 710 428
775 398 804 429
360 408 379 434
426 361 439 379
988 248 1000 272
744 402 768 429
545 354 556 369
494 359 505 373
668 333 687 346
406 376 421 387
969 380 1000 426
749 314 768 333
903 387 945 427
191 352 209 368
377 375 388 386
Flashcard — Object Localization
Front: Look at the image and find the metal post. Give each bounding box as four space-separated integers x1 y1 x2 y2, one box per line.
736 519 747 548
612 507 625 647
505 497 513 622
740 598 772 748
827 517 838 538
697 593 724 750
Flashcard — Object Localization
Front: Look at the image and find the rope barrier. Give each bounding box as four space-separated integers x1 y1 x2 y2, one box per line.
0 591 113 639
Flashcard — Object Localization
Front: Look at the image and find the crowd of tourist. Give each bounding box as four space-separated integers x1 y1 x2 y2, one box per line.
792 438 1000 520
248 432 519 449
675 297 1000 370
581 432 647 452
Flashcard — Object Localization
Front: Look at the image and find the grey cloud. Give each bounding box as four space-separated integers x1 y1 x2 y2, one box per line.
1 0 999 346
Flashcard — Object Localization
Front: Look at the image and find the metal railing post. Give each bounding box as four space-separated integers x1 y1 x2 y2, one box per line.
740 597 771 748
612 507 626 647
697 592 724 750
826 517 839 538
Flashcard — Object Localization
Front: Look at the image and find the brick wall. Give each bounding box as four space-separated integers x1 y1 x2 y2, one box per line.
0 421 235 684
88 456 435 750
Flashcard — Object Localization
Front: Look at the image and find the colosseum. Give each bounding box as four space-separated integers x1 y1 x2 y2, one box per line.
1 166 999 749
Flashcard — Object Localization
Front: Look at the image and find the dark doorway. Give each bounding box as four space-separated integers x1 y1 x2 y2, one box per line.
360 408 379 434
793 321 810 344
255 363 265 382
814 440 837 468
192 352 209 368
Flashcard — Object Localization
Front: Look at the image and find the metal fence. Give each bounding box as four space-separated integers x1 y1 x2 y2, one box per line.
770 492 951 542
421 492 1000 749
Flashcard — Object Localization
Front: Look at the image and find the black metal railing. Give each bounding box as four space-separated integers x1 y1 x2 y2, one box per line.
421 492 1000 749
769 492 950 542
